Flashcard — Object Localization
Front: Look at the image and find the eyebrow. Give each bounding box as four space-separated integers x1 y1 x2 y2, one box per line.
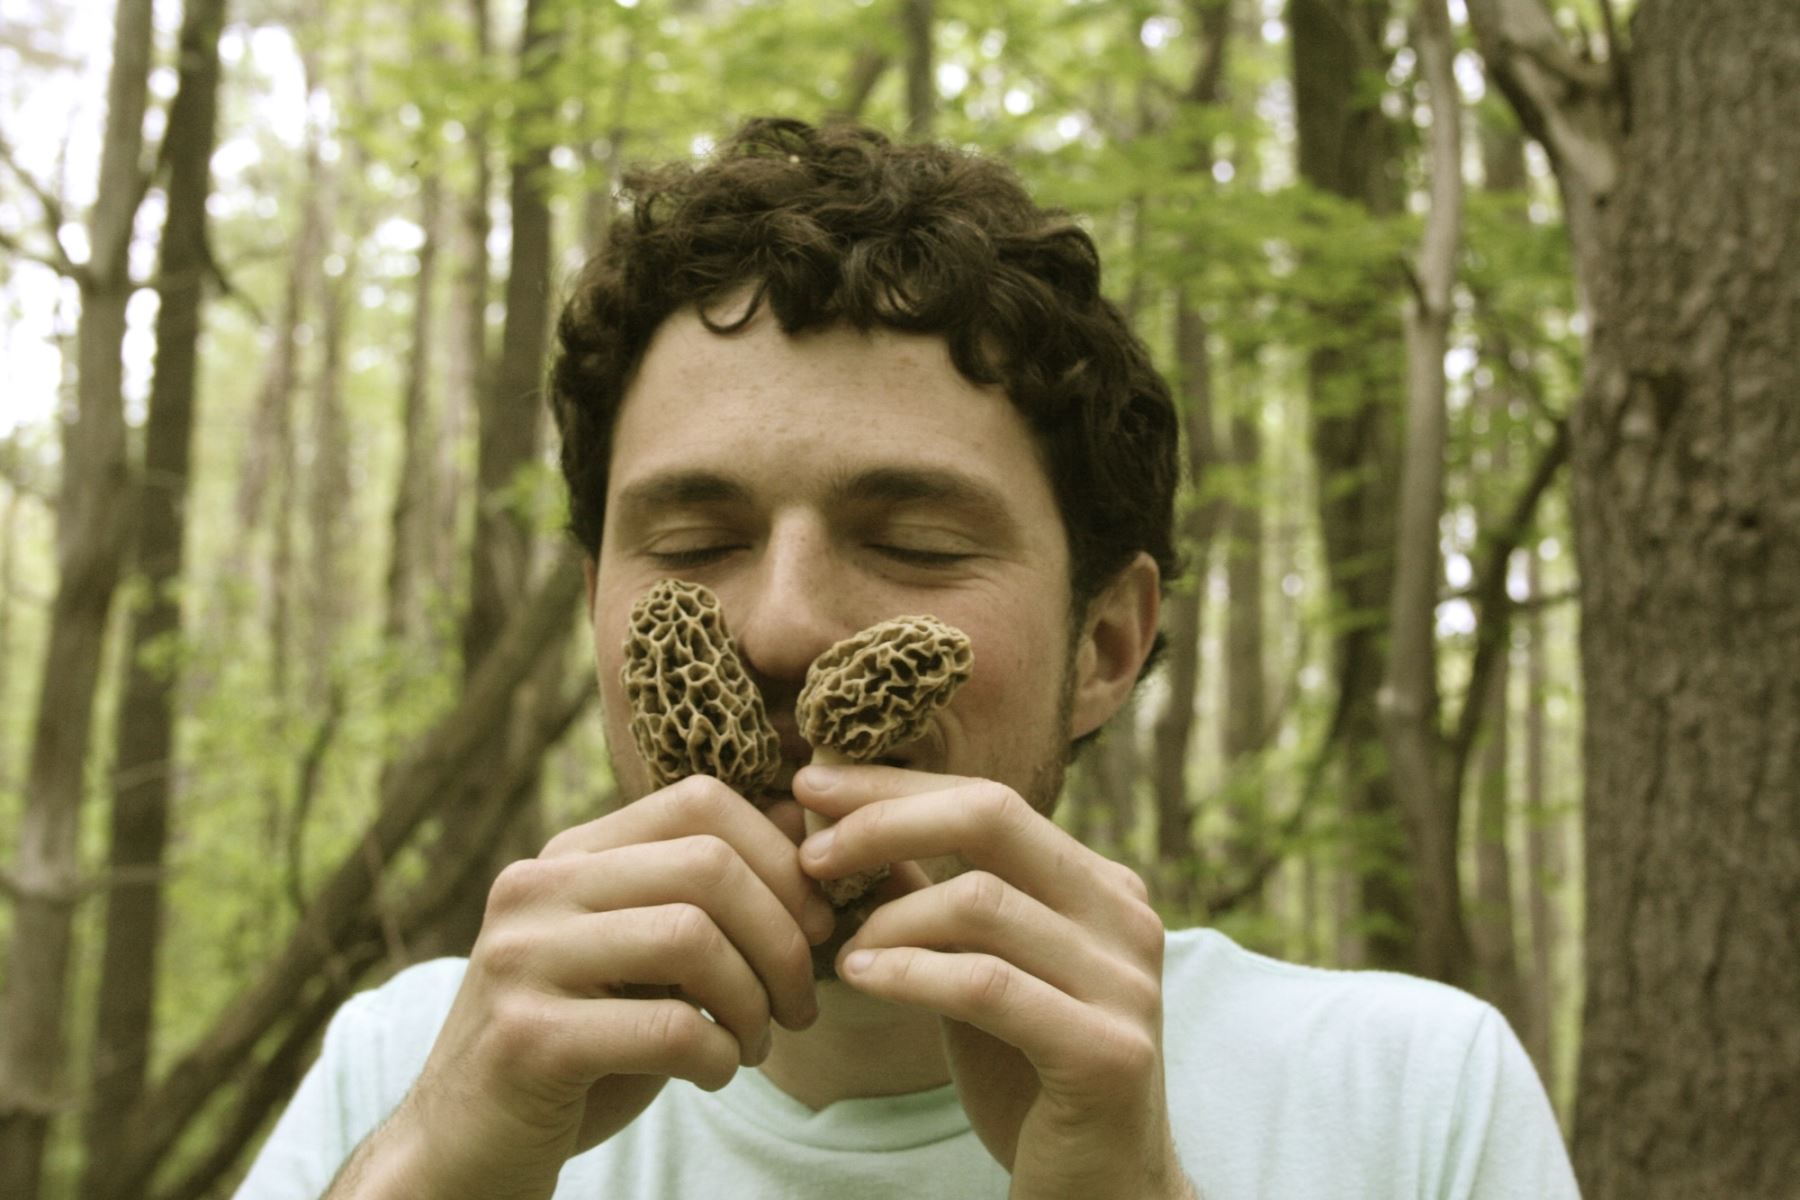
612 470 752 521
823 465 1018 531
611 464 1021 536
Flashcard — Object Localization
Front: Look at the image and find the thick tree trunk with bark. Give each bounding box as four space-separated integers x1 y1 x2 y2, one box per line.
1287 0 1411 970
0 1 152 1192
1567 2 1800 1194
81 5 228 1196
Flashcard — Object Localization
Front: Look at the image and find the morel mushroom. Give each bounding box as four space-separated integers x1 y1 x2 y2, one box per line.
622 579 781 802
797 615 974 906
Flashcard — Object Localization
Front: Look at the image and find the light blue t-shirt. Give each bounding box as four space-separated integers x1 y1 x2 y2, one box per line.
236 928 1578 1198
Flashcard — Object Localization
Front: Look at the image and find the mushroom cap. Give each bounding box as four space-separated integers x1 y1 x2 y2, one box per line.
796 615 974 761
622 579 781 798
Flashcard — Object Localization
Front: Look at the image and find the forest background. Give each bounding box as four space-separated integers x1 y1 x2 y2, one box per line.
0 0 1793 1197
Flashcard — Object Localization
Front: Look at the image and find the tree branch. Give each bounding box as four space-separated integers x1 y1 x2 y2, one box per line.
0 133 82 279
1447 416 1571 796
1465 0 1624 210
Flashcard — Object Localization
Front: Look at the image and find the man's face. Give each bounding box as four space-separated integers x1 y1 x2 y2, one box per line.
588 306 1106 825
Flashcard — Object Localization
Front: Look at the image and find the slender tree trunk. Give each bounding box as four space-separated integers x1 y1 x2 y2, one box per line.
81 6 228 1196
385 172 442 648
900 0 934 138
424 0 560 952
1567 3 1800 1193
1521 542 1558 1091
1288 0 1412 970
1381 0 1470 987
1153 300 1224 905
434 0 492 608
1222 405 1267 872
1468 121 1530 1038
0 1 152 1192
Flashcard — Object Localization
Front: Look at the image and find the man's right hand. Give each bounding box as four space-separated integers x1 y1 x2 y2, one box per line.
329 775 833 1200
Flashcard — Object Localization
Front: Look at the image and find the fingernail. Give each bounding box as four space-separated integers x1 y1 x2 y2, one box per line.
842 949 876 976
799 765 840 791
804 898 838 943
803 828 836 860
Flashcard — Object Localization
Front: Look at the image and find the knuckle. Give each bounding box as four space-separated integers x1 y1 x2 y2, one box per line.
658 902 718 952
680 834 739 892
964 955 1014 1010
953 870 1011 926
972 784 1033 846
488 993 552 1062
1116 863 1152 905
475 926 535 980
1122 895 1166 954
642 1001 705 1057
667 774 735 824
486 857 548 915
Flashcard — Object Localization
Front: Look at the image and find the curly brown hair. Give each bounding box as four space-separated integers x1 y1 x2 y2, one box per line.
550 117 1178 655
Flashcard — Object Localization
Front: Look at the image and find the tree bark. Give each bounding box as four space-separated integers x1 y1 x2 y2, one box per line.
1381 0 1470 987
1565 2 1800 1193
80 5 228 1196
1287 0 1411 970
0 1 152 1192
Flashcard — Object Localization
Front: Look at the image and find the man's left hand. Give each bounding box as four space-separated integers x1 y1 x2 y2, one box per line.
794 764 1195 1200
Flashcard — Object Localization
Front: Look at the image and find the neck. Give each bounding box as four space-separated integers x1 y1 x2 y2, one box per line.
758 980 950 1110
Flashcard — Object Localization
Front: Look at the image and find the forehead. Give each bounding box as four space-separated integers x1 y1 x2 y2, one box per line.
605 309 1060 521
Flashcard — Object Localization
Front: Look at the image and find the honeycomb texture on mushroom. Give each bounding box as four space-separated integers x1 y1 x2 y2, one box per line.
796 615 974 762
622 579 781 800
798 616 972 906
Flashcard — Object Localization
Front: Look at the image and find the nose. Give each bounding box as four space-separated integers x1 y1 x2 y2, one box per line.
725 511 858 696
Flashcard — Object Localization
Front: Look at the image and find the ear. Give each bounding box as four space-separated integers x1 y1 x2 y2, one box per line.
1068 552 1161 741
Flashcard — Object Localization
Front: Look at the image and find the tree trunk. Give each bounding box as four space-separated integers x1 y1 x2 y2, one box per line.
80 6 228 1196
1381 0 1470 988
435 0 492 608
1287 0 1412 970
899 0 933 139
384 171 442 649
0 1 152 1192
1222 405 1267 872
1521 542 1559 1092
1468 120 1530 1038
424 0 560 953
1568 2 1800 1194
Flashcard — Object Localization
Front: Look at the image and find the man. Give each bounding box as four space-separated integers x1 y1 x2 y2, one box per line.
237 118 1577 1199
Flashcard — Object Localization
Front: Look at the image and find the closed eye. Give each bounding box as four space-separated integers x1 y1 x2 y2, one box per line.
873 545 973 567
647 545 744 568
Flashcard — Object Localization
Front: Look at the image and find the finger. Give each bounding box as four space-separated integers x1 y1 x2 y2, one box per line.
539 839 823 1029
837 946 1144 1080
843 871 1136 1005
799 777 1115 918
543 775 834 936
516 994 743 1093
511 905 774 1062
